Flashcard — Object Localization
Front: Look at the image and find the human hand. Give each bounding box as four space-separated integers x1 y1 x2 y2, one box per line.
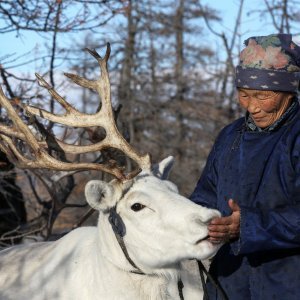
208 199 240 244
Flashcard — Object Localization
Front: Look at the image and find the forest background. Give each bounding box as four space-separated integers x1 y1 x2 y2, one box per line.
0 0 299 246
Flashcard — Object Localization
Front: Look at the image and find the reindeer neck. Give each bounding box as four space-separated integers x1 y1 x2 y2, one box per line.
95 213 182 299
128 272 181 300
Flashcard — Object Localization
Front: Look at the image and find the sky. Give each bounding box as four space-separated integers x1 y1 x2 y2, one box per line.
0 0 287 73
203 0 277 39
2 1 268 51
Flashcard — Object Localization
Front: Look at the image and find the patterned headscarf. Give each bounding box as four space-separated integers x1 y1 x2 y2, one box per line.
235 34 300 92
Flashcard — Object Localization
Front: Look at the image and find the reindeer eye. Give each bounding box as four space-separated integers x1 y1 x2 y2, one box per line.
131 203 145 212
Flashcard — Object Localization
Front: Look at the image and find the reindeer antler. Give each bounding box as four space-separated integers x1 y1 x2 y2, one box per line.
0 43 151 180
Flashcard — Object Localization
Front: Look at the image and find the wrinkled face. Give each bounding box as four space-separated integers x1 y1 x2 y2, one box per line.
116 175 221 270
238 88 293 128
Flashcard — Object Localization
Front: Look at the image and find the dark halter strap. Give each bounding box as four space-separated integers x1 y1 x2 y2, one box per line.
197 260 229 300
112 226 145 275
107 175 152 275
108 206 185 299
108 206 145 275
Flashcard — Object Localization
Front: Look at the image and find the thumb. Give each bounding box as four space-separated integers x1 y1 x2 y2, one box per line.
228 199 240 212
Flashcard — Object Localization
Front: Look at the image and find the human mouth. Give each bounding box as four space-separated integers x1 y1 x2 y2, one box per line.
251 114 263 120
251 115 265 123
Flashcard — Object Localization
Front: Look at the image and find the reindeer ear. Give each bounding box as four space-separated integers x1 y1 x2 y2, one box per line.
85 180 116 211
152 156 174 179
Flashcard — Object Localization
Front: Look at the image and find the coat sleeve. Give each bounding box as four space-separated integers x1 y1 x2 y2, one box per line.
231 136 300 255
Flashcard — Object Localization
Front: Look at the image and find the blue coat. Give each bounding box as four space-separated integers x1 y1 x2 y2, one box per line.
190 101 300 299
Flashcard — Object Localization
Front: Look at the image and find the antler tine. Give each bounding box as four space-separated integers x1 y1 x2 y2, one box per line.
61 45 110 91
104 43 111 61
35 73 52 89
0 125 25 140
0 86 40 153
64 73 97 90
26 73 99 127
35 73 77 113
84 42 111 62
84 48 102 60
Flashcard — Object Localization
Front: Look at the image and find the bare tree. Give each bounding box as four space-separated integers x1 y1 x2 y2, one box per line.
261 0 300 34
0 0 116 34
199 0 244 117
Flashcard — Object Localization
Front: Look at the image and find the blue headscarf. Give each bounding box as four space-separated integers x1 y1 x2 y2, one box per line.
235 34 300 92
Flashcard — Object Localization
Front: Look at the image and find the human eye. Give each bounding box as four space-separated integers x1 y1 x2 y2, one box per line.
238 91 248 98
256 93 271 100
256 91 277 100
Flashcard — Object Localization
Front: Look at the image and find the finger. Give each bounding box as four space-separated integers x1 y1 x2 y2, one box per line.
208 226 239 241
208 224 229 233
208 231 228 238
228 199 240 212
210 216 232 226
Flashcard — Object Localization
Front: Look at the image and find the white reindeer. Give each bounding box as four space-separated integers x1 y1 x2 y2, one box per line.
0 44 221 300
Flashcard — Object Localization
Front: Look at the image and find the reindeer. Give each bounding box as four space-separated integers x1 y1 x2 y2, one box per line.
0 44 221 300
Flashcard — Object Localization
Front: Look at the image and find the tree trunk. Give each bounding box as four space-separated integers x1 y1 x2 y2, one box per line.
174 0 185 159
118 0 139 171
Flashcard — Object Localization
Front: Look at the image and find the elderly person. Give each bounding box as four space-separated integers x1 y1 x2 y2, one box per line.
191 34 300 300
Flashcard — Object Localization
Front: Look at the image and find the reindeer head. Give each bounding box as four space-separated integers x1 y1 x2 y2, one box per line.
85 156 221 274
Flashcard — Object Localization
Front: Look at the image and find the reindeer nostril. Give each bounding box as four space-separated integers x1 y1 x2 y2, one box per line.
194 217 204 226
192 212 217 226
187 215 210 238
190 214 208 227
204 216 214 225
202 209 221 224
188 210 220 233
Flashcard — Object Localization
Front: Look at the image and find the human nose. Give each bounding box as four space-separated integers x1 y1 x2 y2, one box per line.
247 97 261 114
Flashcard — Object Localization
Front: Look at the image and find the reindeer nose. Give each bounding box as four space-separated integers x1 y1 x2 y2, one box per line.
192 216 206 226
202 212 218 224
190 209 220 227
189 214 209 229
186 214 209 236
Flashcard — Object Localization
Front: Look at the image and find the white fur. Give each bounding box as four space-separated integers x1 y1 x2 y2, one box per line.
0 157 221 300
